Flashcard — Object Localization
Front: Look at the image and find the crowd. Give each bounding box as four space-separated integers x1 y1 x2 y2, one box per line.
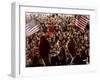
25 13 90 67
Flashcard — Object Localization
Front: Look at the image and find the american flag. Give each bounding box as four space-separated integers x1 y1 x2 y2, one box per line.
25 25 39 37
74 15 89 30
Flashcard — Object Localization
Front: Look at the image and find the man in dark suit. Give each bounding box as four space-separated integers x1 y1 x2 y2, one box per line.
39 36 51 66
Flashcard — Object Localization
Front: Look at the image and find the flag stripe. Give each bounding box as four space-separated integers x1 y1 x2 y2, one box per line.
75 15 89 30
29 27 39 35
26 25 39 37
29 25 39 32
